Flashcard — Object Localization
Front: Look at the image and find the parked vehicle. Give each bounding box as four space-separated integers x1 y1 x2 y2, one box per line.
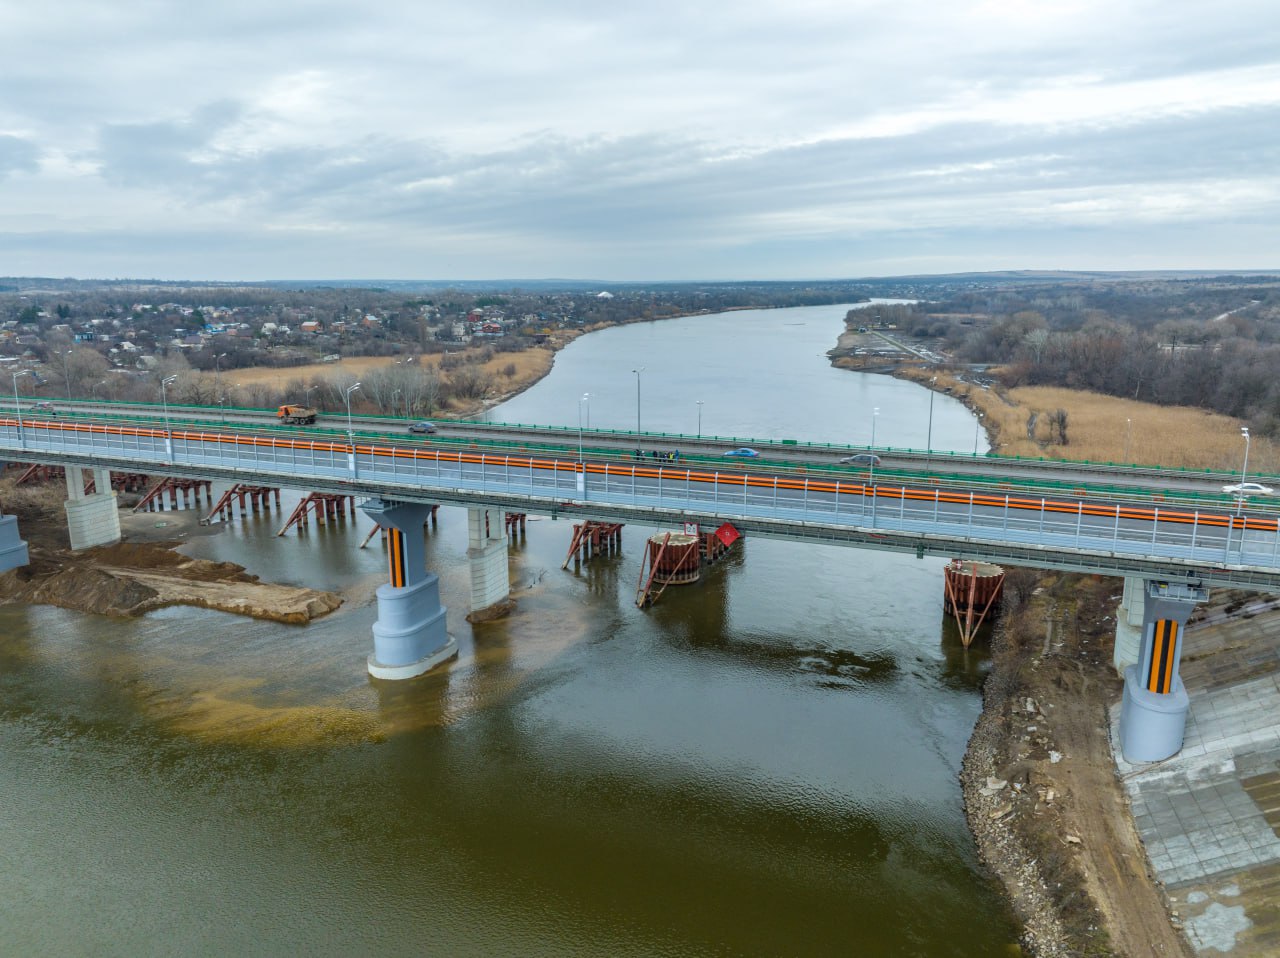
1223 481 1274 496
408 420 437 435
839 453 881 466
27 401 56 415
723 447 760 458
276 404 318 425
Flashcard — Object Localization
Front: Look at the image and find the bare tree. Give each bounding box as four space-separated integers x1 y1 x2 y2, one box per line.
1049 408 1069 445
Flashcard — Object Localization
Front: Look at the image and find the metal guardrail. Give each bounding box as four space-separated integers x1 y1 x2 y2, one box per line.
3 415 1280 591
15 398 1271 514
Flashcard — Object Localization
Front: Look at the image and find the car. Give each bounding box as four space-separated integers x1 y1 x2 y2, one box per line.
1223 481 1274 496
407 421 438 435
839 453 881 466
28 401 56 415
723 447 760 458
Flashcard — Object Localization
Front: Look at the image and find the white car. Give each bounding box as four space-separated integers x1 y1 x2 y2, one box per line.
1223 481 1274 496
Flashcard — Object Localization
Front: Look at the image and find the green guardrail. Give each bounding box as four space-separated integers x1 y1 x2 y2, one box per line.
13 398 1277 508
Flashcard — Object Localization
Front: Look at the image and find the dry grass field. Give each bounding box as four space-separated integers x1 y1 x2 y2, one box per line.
900 368 1278 477
223 343 561 417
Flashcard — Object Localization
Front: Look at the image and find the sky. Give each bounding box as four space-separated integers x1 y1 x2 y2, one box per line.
1 0 1278 281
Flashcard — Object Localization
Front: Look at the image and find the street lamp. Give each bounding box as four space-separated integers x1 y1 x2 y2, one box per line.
1237 426 1251 516
973 412 984 455
345 382 362 442
62 349 73 400
92 379 108 402
213 352 227 402
1124 418 1132 463
582 392 590 429
631 367 644 435
161 374 177 459
578 393 588 461
11 369 31 444
392 388 402 418
870 406 880 483
696 400 704 438
926 376 937 456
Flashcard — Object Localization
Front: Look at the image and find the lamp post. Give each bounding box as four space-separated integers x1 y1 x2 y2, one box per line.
582 392 590 429
392 388 402 419
12 369 30 445
161 374 177 459
345 382 362 442
926 376 937 457
631 367 644 435
213 352 227 400
62 349 73 400
1237 426 1251 516
1124 418 1132 463
973 412 984 455
345 382 362 475
696 400 703 438
92 379 108 402
870 406 880 483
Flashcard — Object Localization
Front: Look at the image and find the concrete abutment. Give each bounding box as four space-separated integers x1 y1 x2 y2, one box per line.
63 467 121 551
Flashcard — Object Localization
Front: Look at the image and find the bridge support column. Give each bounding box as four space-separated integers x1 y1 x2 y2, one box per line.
359 498 455 680
63 467 121 551
0 513 29 572
467 507 511 620
1119 580 1208 763
1112 575 1146 675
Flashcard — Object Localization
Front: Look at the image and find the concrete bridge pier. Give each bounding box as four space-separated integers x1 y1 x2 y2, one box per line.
1118 580 1208 763
467 507 511 620
64 467 121 551
1112 575 1146 674
0 513 29 572
359 498 455 680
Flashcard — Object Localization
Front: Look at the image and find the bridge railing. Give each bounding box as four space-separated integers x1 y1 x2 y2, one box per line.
12 396 1276 490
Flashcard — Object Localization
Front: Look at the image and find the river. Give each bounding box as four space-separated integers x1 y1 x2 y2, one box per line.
0 303 1019 956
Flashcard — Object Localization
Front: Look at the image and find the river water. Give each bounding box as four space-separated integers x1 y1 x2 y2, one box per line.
0 303 1019 956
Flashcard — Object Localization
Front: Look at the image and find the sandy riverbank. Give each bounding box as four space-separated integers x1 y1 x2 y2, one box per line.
0 484 342 623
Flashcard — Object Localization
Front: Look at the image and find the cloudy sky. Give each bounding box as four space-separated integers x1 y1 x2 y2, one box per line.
1 0 1277 281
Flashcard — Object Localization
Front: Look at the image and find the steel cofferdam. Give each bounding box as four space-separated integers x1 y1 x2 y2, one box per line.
3 416 1279 591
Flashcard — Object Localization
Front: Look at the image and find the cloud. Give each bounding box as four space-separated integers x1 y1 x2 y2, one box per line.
0 0 1277 278
0 135 39 177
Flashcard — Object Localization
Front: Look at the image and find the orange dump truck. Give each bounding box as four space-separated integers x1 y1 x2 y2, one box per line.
277 404 318 425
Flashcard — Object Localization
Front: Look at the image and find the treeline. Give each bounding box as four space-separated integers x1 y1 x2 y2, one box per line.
931 278 1280 435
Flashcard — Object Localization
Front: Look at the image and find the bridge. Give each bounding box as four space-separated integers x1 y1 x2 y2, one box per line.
2 400 1276 764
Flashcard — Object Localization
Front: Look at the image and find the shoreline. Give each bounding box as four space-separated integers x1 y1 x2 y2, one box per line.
822 317 1196 954
3 303 1189 953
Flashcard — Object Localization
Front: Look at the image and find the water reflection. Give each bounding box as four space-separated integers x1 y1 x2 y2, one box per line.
0 304 1019 956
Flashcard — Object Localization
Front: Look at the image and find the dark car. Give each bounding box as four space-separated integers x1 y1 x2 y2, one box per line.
839 453 881 466
28 401 56 415
407 420 438 435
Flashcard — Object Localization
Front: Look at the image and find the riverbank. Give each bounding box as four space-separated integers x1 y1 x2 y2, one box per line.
827 324 1220 953
0 481 341 623
962 572 1193 957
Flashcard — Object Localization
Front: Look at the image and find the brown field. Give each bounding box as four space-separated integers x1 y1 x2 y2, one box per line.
899 368 1277 476
223 343 561 418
